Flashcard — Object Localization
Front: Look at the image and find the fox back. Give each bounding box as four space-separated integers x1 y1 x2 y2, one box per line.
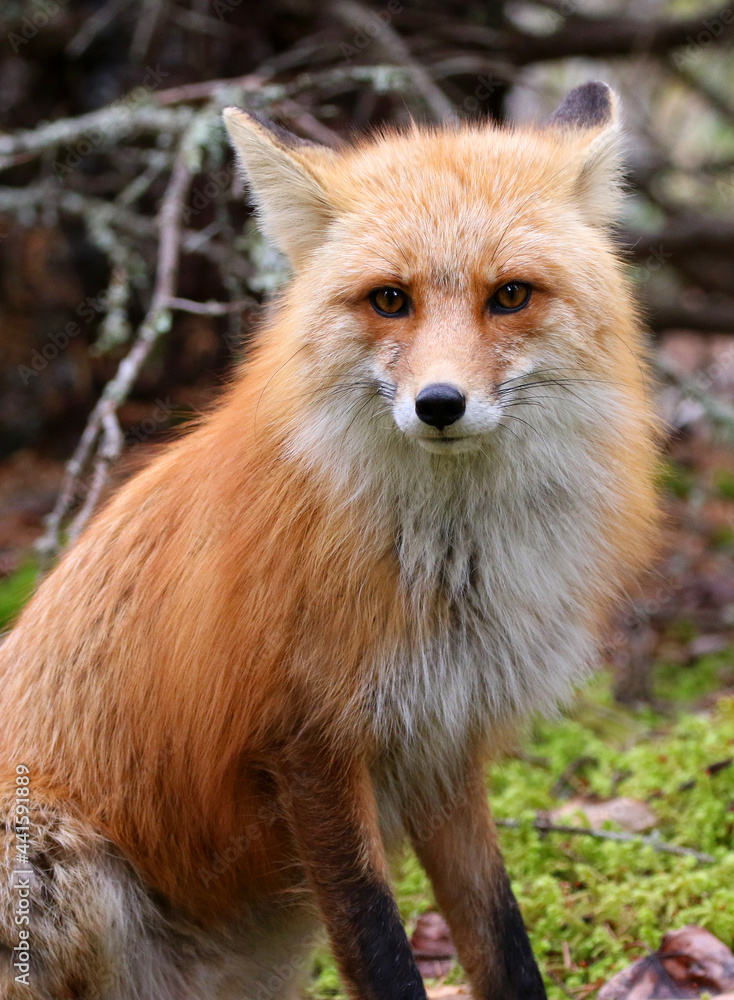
0 83 659 1000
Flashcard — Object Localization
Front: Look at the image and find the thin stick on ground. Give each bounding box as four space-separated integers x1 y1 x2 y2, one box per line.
495 818 716 864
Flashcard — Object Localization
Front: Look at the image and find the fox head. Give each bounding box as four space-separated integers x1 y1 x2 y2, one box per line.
223 84 640 478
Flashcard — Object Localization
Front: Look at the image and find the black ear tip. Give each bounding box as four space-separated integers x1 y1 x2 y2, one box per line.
246 111 315 148
549 81 616 129
222 107 318 149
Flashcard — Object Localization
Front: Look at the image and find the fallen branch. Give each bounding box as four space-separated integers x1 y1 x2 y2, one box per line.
167 296 253 315
0 65 420 173
155 73 266 106
36 119 199 564
495 817 717 864
441 8 734 64
0 105 194 171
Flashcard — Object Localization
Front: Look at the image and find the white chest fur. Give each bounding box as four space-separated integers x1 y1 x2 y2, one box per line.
289 373 629 767
367 418 620 768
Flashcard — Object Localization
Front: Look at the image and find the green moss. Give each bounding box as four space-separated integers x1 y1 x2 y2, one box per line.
667 617 698 645
0 562 37 632
710 524 734 550
714 467 734 500
654 650 734 704
495 694 734 996
308 948 345 998
657 458 696 501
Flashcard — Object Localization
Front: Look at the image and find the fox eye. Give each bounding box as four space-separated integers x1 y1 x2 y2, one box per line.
489 282 532 314
369 287 410 317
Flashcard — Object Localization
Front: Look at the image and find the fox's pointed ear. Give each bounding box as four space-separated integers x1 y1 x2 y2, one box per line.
549 82 623 227
223 108 337 266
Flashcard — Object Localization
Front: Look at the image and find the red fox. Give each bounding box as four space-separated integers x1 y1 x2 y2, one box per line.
0 82 659 1000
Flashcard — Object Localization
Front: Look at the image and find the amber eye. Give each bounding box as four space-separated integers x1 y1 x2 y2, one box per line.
369 287 410 317
489 282 532 314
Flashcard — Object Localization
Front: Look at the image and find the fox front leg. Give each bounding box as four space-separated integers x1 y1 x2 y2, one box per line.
279 749 427 1000
405 764 548 1000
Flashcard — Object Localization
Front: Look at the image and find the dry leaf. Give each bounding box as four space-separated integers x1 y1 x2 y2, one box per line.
410 911 456 979
550 796 657 833
425 988 468 999
598 925 734 1000
658 926 734 993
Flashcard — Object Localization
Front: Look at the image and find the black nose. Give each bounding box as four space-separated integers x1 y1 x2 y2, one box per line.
415 383 466 430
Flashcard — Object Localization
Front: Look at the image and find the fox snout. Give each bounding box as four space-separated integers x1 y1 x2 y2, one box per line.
392 379 503 455
414 383 466 430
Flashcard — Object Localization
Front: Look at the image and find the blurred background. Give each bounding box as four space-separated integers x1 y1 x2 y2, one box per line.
0 2 733 996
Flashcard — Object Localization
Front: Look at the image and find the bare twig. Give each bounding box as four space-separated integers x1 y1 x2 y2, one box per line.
36 122 198 564
495 817 716 864
277 101 342 146
167 296 253 315
66 411 124 543
155 64 418 110
169 7 234 39
155 73 266 105
0 183 253 281
332 1 457 123
441 8 734 64
0 65 421 172
130 0 166 63
0 185 156 240
545 967 578 1000
0 105 194 171
427 54 517 84
66 0 134 58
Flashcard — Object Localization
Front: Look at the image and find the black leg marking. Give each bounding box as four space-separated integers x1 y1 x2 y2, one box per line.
336 876 427 1000
495 875 548 1000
